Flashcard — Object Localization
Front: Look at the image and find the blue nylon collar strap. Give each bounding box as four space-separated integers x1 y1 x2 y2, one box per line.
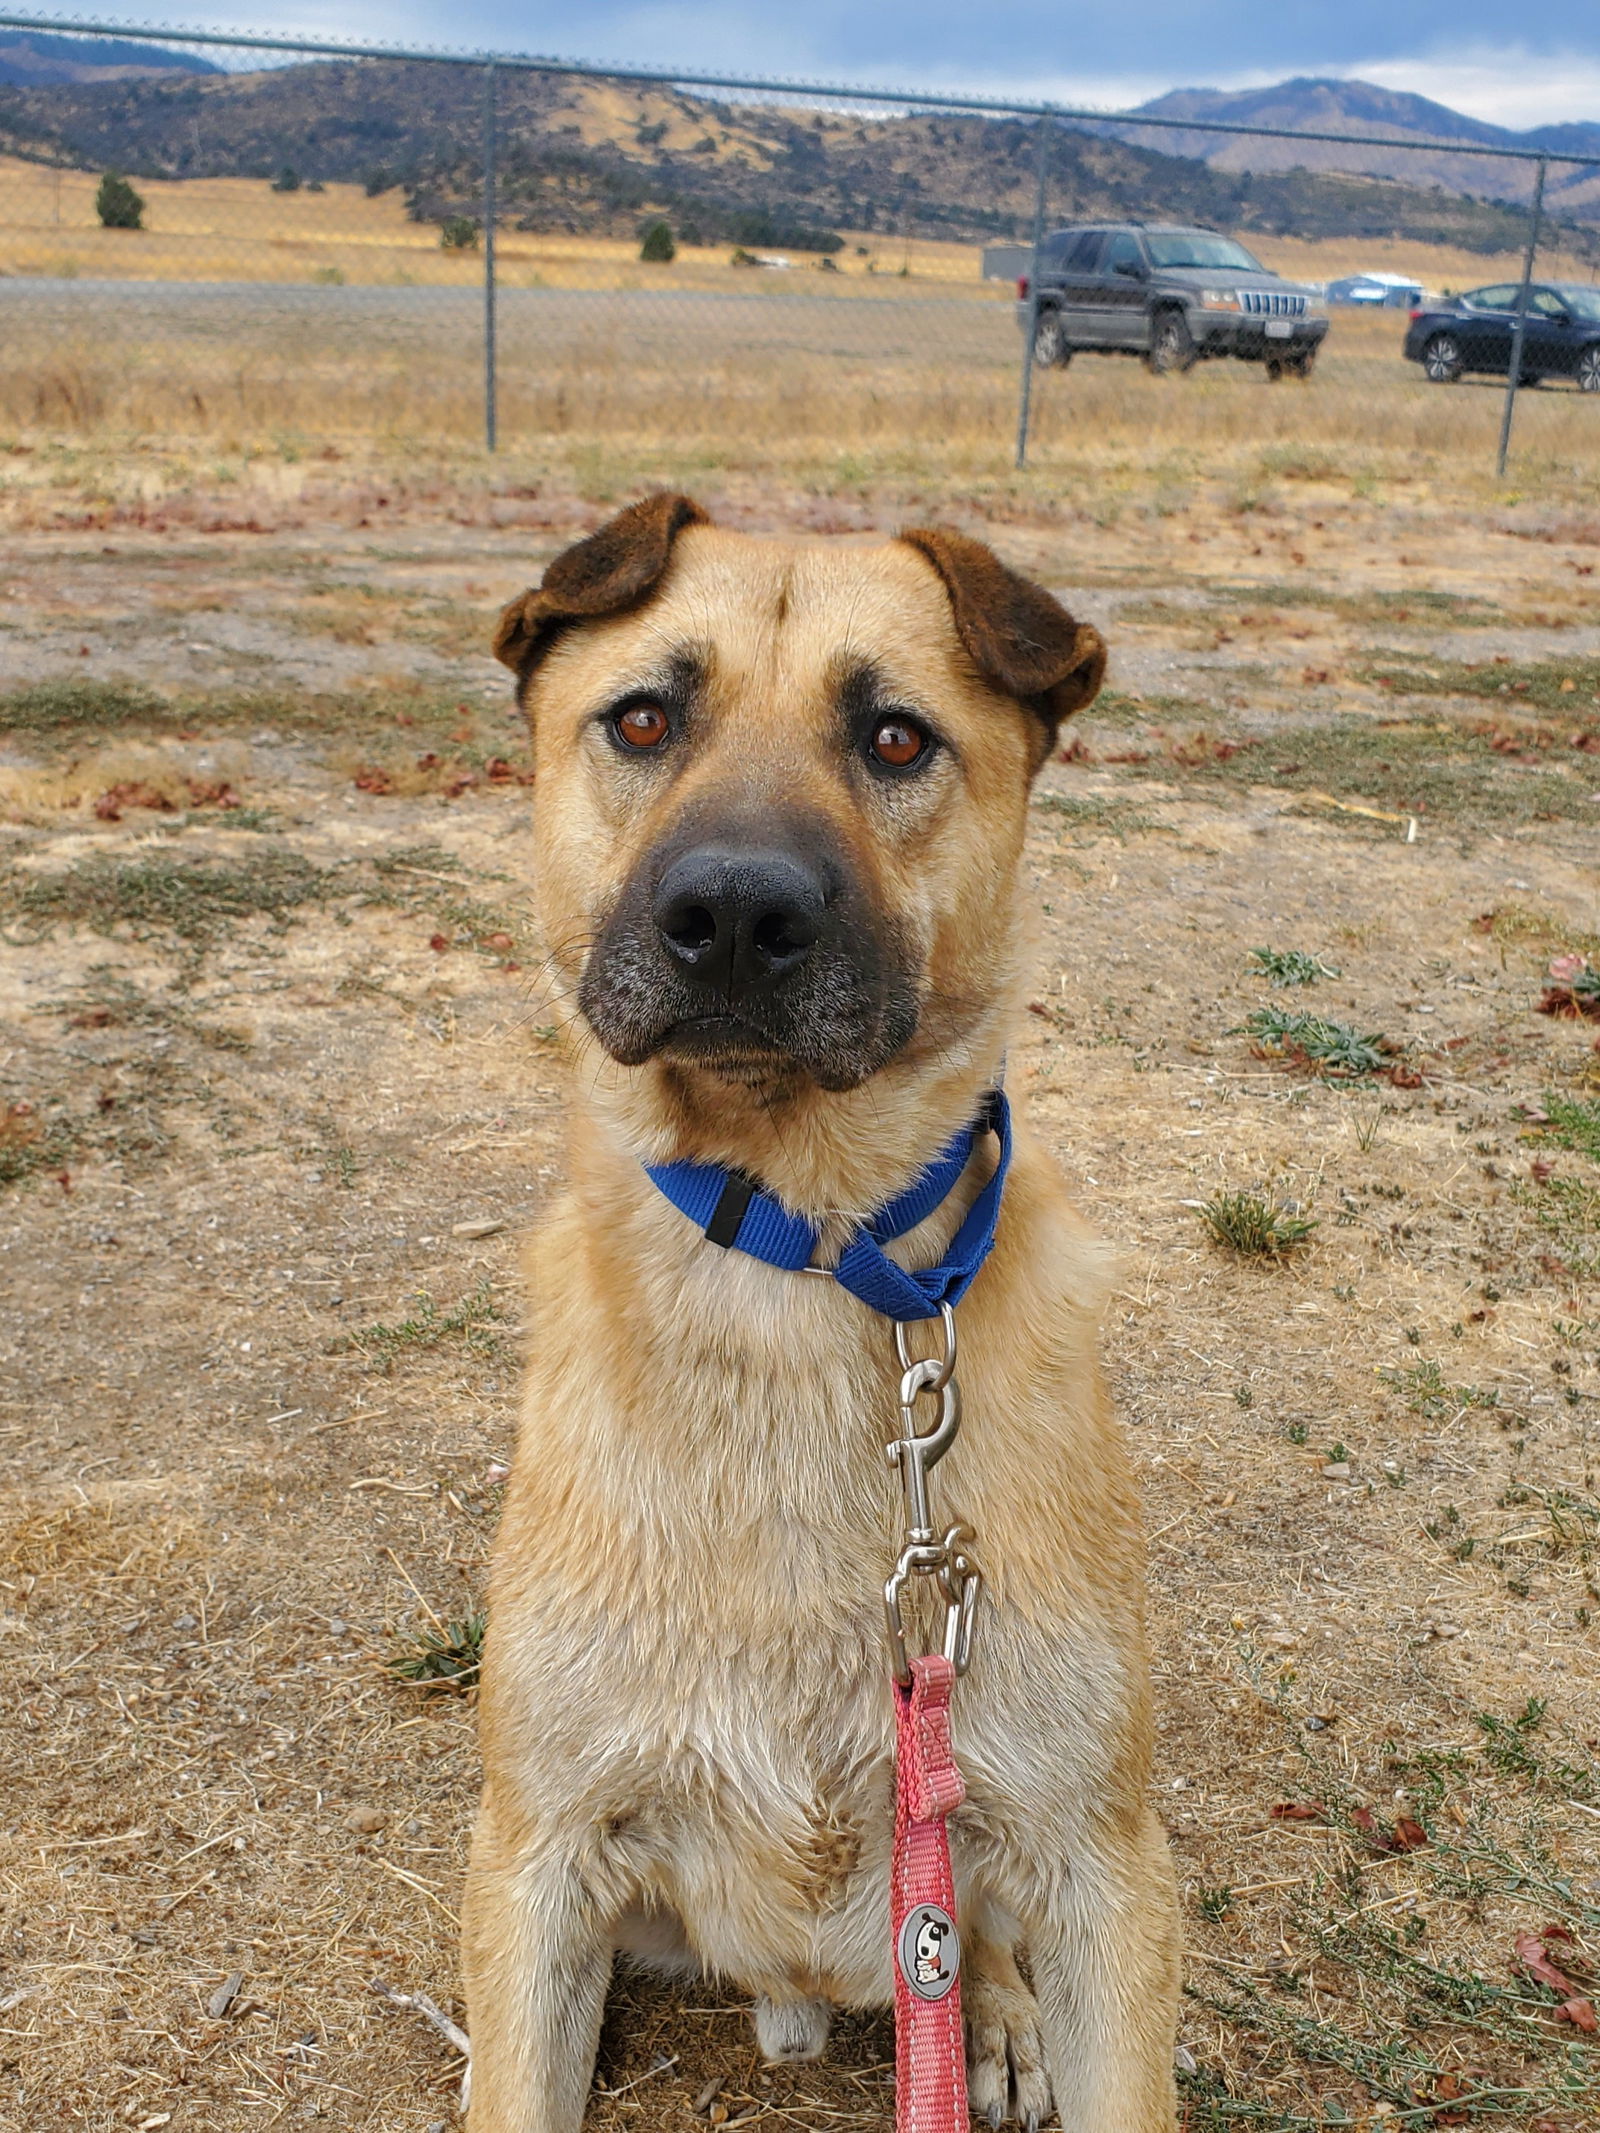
644 1089 1012 1324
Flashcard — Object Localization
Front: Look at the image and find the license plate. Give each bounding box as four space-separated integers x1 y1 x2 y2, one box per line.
1265 319 1294 339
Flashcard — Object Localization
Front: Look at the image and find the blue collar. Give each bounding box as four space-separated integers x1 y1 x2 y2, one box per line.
644 1089 1012 1324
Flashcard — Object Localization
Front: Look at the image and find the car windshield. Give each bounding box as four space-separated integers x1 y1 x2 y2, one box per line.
1557 286 1600 321
1144 233 1264 271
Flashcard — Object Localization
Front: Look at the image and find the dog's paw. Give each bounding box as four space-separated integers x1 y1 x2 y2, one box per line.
964 1942 1053 2129
752 1993 831 2062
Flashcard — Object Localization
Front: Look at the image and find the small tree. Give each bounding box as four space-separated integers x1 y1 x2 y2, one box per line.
639 220 675 263
271 166 301 193
95 171 144 230
440 216 480 251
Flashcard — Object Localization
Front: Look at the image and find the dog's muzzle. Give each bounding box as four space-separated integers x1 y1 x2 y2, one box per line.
578 817 919 1091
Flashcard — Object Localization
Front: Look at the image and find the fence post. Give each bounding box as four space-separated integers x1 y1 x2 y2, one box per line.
1013 115 1052 470
1495 154 1546 480
483 59 498 454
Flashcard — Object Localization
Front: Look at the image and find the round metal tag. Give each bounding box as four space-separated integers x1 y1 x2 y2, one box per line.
896 1903 961 2002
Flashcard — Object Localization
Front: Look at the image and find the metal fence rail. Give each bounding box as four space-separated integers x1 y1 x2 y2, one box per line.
2 10 1599 484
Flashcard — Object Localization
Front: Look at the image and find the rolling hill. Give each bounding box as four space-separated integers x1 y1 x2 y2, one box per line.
0 47 1585 255
1117 77 1600 220
0 28 218 87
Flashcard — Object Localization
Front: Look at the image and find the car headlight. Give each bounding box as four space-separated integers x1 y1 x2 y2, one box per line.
1199 289 1242 312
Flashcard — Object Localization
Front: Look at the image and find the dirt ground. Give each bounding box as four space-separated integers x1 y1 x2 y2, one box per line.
2 462 1599 2132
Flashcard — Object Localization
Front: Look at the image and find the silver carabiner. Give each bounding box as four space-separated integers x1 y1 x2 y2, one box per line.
886 1370 961 1541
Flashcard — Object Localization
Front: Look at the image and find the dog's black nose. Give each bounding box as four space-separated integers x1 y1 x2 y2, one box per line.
653 847 825 996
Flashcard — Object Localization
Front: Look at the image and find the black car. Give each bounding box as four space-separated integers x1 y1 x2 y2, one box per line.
1017 223 1328 377
1404 282 1600 391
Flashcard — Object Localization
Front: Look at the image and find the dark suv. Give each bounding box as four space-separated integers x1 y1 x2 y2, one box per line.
1018 224 1328 378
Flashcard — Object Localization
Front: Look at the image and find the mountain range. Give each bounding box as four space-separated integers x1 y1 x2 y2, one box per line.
0 27 218 86
1113 77 1600 219
0 33 1592 251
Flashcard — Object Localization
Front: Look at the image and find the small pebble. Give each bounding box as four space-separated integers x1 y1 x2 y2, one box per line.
344 1805 388 1834
452 1217 506 1239
1321 1462 1352 1481
693 2079 722 2114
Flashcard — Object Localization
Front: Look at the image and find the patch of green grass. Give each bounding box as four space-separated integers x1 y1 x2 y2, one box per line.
1379 1357 1499 1416
1115 714 1595 826
1079 687 1210 728
389 1609 486 1692
1196 1191 1317 1257
1248 948 1341 988
0 676 502 750
349 1279 506 1373
1181 1702 1600 2130
0 1099 80 1190
1032 792 1153 839
1360 652 1600 712
5 849 327 944
1122 584 1501 631
1514 1173 1600 1279
0 678 168 731
1536 1093 1600 1163
173 805 284 834
1237 1008 1389 1078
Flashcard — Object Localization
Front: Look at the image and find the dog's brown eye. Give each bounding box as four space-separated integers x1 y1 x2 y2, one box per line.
615 703 670 749
870 718 928 769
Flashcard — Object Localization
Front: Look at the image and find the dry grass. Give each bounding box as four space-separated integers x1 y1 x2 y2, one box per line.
1 464 1598 2131
3 301 1599 493
3 157 1599 495
0 157 996 290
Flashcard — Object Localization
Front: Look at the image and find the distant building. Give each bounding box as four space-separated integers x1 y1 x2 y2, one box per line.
1326 271 1425 308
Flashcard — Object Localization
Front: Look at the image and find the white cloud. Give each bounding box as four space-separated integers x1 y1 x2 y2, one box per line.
1333 49 1600 131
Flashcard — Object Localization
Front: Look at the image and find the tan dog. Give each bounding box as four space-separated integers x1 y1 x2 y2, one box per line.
463 496 1181 2132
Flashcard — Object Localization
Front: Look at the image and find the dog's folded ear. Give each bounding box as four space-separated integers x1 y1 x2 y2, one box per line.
898 526 1106 765
494 493 711 681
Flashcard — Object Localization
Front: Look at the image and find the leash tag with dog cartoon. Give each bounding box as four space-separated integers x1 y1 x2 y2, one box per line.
896 1902 960 2001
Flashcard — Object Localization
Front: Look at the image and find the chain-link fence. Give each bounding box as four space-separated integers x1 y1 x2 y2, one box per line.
3 13 1600 488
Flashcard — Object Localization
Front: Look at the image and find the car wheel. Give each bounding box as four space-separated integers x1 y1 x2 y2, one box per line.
1422 332 1463 383
1146 311 1196 376
1265 357 1284 382
1032 312 1072 369
1578 347 1600 393
1286 350 1315 379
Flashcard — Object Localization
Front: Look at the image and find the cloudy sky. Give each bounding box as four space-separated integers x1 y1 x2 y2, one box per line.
76 2 1600 129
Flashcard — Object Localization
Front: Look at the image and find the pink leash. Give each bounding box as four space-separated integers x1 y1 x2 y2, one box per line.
891 1654 968 2133
880 1307 983 2133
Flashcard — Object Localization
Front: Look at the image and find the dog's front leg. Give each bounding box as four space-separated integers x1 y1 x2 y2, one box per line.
1026 1810 1182 2133
462 1799 615 2133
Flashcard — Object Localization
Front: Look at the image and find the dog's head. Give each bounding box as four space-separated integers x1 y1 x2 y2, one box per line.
497 494 1103 1146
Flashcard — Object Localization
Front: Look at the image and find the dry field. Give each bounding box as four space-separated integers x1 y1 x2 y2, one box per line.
3 300 1600 503
2 444 1600 2133
0 160 989 290
6 159 1600 487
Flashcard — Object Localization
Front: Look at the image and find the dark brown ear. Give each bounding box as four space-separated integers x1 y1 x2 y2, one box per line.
898 526 1106 765
493 492 711 680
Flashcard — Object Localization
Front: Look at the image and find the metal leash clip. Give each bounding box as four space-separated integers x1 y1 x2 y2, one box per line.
883 1303 984 1686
